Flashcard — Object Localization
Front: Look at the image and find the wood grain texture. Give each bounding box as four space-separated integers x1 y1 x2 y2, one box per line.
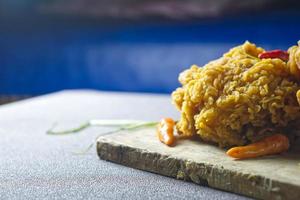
97 128 300 200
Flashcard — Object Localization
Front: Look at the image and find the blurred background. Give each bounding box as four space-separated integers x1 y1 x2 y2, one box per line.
0 0 300 103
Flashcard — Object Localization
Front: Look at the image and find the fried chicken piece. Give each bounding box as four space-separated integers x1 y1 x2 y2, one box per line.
172 41 300 147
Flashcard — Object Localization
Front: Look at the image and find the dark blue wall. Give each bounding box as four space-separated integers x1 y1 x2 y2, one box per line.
1 10 300 94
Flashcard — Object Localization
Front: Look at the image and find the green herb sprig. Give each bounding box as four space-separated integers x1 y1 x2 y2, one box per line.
47 120 158 154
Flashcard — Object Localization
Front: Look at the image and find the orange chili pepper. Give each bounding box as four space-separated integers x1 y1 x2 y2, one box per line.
226 134 289 159
258 50 289 62
157 118 176 146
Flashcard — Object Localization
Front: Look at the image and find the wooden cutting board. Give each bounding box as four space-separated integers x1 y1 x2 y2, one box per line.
97 128 300 200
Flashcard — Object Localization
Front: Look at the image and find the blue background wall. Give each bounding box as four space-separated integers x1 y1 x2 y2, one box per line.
0 5 300 94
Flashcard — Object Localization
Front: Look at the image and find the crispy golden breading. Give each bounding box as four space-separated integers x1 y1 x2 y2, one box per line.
172 41 300 147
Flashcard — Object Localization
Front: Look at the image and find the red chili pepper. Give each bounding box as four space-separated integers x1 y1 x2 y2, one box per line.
258 50 289 62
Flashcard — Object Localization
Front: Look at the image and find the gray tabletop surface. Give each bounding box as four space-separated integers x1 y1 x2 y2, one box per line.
0 90 250 200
